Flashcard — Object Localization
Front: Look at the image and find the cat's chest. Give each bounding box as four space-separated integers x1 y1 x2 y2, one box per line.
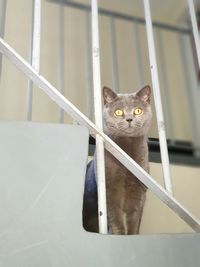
104 137 149 183
106 137 147 164
105 150 143 176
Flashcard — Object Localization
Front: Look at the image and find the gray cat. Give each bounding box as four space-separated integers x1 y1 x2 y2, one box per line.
83 85 152 234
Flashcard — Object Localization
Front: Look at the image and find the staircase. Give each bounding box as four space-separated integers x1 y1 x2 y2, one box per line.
0 121 199 267
0 0 200 265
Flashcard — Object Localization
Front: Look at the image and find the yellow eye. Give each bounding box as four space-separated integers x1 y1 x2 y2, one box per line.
114 109 124 116
134 108 143 116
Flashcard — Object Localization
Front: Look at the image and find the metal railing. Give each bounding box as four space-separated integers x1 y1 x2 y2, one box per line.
91 0 107 234
188 0 200 68
143 0 172 194
0 0 200 233
0 37 200 232
49 0 200 160
27 0 41 121
0 0 6 78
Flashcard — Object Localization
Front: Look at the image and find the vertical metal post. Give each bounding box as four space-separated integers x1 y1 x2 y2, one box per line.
0 0 6 79
156 29 174 141
179 34 200 157
188 0 200 69
27 0 41 121
85 12 94 121
143 0 173 194
132 23 144 88
91 0 108 234
0 0 6 37
58 2 65 123
110 18 119 92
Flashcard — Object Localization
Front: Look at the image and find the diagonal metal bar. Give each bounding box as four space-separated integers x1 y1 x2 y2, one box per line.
0 37 200 232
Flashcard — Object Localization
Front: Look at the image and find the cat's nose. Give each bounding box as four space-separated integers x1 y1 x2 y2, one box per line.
126 118 133 123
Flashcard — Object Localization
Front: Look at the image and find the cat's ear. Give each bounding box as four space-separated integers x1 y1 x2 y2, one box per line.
136 85 151 103
103 86 117 104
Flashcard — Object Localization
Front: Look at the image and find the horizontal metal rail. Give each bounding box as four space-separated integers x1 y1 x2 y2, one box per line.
48 0 191 34
0 37 200 232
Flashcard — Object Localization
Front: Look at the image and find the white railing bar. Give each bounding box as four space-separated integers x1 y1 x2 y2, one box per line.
58 3 65 123
179 34 200 156
0 0 6 37
27 0 41 121
0 37 200 232
110 18 119 93
156 29 175 141
0 0 6 79
143 0 173 195
85 12 94 121
31 0 41 71
188 0 200 69
132 23 144 88
91 0 108 234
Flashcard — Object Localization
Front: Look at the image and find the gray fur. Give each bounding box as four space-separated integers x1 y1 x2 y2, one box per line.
103 85 152 234
83 85 152 234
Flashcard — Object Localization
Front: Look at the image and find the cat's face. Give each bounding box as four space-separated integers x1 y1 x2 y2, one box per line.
103 86 152 138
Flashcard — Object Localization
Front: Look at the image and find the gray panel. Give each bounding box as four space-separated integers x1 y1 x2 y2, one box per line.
0 122 199 267
0 122 89 266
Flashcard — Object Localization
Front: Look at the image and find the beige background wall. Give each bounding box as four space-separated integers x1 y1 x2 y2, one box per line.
0 0 200 234
141 162 200 234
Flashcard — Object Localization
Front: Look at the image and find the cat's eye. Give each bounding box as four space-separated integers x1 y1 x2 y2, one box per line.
134 108 143 116
114 109 124 116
